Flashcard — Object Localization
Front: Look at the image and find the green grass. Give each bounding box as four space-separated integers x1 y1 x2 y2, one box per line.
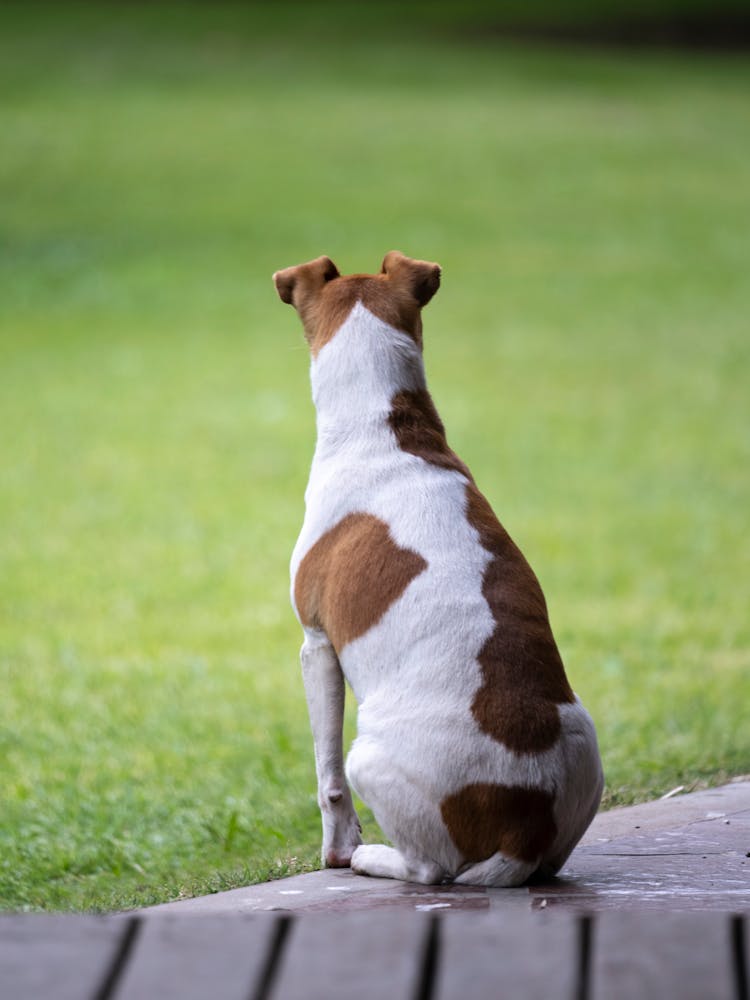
1 3 749 911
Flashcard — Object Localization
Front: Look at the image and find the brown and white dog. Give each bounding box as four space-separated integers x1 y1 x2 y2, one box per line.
273 251 603 886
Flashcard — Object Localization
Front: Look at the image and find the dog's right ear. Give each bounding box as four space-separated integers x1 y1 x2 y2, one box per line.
273 256 340 308
380 250 441 308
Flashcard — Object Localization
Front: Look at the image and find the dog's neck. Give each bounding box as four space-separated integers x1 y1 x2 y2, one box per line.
309 301 426 457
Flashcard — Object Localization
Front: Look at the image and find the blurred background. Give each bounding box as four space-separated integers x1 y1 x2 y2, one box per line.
1 1 748 911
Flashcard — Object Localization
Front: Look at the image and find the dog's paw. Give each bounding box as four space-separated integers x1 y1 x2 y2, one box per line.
351 845 444 883
350 844 391 876
350 845 372 874
322 813 362 868
324 846 357 868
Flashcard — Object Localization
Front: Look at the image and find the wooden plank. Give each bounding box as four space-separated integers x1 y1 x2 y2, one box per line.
268 911 431 1000
590 911 735 1000
0 915 125 1000
433 912 580 1000
115 914 280 1000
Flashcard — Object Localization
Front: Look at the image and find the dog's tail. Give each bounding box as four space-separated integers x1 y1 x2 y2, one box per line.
452 853 538 888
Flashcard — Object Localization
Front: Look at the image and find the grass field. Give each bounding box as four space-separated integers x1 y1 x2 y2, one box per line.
1 3 749 911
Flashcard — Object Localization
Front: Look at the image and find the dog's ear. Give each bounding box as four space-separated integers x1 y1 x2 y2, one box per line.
381 250 441 307
273 256 340 308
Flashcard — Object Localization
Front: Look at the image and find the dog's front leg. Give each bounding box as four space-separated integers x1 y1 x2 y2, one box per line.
300 633 362 867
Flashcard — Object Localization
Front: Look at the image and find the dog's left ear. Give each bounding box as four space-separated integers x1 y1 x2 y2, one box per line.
381 250 441 307
273 255 340 309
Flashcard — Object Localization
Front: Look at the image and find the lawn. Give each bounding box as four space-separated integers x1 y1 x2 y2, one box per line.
1 2 748 911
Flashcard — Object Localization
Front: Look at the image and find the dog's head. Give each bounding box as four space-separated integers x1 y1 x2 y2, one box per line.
272 251 441 354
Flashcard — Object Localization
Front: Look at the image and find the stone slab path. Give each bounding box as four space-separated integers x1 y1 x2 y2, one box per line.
145 779 750 916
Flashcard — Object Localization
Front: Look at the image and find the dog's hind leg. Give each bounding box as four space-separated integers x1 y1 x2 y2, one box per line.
345 735 454 884
453 852 537 888
351 845 444 884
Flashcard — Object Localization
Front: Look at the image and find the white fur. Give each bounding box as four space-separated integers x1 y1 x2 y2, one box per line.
292 301 603 884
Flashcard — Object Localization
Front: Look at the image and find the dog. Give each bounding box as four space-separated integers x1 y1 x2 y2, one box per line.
273 251 603 886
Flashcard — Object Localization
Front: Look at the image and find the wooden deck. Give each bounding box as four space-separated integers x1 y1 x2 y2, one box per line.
1 910 747 999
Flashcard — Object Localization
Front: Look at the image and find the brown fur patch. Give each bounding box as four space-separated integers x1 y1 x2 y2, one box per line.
465 484 575 753
274 251 441 356
386 387 573 754
304 274 424 356
294 513 428 653
388 389 472 479
441 783 558 864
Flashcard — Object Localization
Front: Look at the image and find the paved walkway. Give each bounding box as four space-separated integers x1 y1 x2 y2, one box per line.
145 779 750 915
